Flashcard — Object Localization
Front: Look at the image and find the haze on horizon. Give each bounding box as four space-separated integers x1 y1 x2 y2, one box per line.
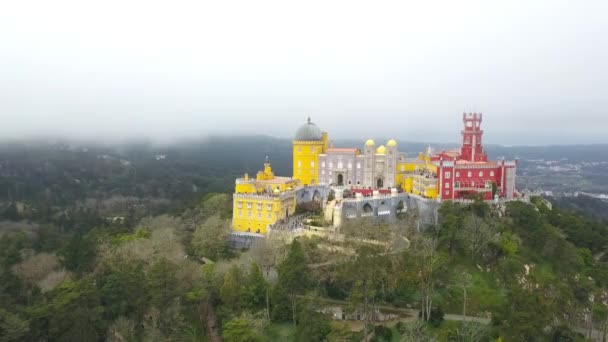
0 0 606 146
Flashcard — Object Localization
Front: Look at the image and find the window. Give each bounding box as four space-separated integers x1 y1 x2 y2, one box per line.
247 202 252 209
267 213 272 219
467 171 472 177
445 182 450 189
348 162 352 169
401 165 405 171
479 171 484 177
445 172 451 179
238 210 242 216
248 211 252 217
257 203 262 210
456 171 460 177
337 162 343 169
237 201 242 209
465 137 471 144
485 181 492 188
321 170 325 175
455 181 460 188
257 212 262 218
490 171 495 177
321 161 325 167
311 146 315 152
298 146 301 152
329 162 333 168
357 163 361 169
445 190 450 195
297 160 301 167
266 204 272 211
311 161 315 167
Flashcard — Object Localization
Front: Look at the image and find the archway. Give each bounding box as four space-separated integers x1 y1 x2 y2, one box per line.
363 203 373 213
337 174 344 186
397 200 405 213
376 178 383 188
313 190 321 204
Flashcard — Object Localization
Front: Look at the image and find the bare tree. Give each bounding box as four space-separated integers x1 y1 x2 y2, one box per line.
408 234 445 322
460 214 498 259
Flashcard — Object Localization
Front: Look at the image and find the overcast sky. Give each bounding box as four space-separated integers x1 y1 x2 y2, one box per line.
1 0 606 145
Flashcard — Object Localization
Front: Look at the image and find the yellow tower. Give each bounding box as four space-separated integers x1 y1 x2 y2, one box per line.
293 118 327 185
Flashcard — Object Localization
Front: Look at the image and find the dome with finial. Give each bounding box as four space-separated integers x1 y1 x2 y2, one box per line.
294 117 323 141
365 139 375 146
387 139 397 147
375 145 386 154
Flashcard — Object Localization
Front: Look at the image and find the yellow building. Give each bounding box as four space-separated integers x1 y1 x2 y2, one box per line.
292 118 328 186
396 147 439 199
232 157 298 235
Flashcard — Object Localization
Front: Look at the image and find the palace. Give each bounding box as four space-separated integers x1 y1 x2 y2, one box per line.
232 113 518 235
232 156 297 235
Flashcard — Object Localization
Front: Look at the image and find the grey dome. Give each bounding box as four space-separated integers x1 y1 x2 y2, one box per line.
294 118 323 141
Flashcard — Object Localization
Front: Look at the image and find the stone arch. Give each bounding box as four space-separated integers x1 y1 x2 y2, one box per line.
313 190 321 204
337 174 344 186
397 200 405 213
376 178 383 188
363 202 373 213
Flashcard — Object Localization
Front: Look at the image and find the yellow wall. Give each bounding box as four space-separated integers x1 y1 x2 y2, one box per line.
232 195 296 235
293 140 325 185
396 155 439 199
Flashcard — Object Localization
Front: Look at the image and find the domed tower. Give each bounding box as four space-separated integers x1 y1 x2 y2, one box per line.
385 139 398 188
293 117 328 185
363 139 375 187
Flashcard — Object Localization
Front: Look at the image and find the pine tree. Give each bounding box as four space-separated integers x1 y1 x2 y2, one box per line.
275 239 310 326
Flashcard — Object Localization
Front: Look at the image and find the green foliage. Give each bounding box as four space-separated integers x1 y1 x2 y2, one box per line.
98 261 147 321
295 294 332 342
223 318 258 342
371 325 392 342
274 239 311 325
220 265 245 313
192 215 231 261
147 258 178 309
0 308 30 342
244 262 268 311
29 278 105 342
58 233 96 274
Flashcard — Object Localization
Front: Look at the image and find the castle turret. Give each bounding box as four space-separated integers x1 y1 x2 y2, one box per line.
460 112 488 162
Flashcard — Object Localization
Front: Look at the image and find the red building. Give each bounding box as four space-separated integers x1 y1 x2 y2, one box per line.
432 113 518 201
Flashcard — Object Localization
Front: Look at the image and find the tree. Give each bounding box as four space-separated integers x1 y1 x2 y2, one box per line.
438 201 463 258
450 269 473 317
244 262 269 314
147 258 178 309
59 233 96 274
405 235 446 322
275 239 311 326
31 278 105 342
459 214 498 259
99 261 147 321
0 308 29 342
222 318 258 342
342 244 388 342
192 215 230 261
220 265 244 313
295 293 331 342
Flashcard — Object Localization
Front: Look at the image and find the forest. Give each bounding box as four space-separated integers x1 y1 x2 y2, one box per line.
1 140 608 341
